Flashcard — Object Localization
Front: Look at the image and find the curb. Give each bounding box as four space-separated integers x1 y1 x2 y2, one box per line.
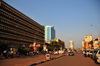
27 55 66 66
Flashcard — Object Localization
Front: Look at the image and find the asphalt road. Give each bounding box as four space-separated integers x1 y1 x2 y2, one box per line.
36 53 100 66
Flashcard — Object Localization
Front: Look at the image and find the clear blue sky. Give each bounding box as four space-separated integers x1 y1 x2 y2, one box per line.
3 0 100 48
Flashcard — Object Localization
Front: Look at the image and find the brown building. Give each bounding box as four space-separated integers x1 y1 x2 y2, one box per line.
0 0 44 48
54 38 65 50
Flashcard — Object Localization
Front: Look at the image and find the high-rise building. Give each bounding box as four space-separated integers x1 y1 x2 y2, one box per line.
69 40 74 50
45 25 55 42
0 0 44 48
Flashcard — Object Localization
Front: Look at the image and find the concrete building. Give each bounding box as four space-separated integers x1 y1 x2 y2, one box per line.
0 0 44 49
69 40 74 50
84 34 93 50
54 38 65 50
45 25 55 42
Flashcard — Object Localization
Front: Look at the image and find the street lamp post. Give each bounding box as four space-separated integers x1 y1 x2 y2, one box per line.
91 24 100 37
91 24 100 48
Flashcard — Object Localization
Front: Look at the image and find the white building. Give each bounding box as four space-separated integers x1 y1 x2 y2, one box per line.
69 40 74 50
82 41 84 48
45 25 55 42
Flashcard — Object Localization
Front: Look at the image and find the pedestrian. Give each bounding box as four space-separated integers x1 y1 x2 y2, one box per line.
8 51 11 57
11 51 14 58
3 50 7 58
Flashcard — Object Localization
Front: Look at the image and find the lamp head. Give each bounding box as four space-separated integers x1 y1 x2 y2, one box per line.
91 24 93 26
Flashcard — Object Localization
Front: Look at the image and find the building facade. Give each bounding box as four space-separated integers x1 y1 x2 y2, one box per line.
0 0 44 48
69 40 74 50
84 34 93 50
45 25 55 42
54 38 65 50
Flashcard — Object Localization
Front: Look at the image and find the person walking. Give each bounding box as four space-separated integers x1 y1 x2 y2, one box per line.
11 51 13 58
3 50 7 58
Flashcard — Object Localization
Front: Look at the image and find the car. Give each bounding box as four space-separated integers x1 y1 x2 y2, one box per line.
53 51 59 55
96 50 100 63
49 51 53 54
59 50 64 54
86 50 90 57
69 52 74 56
42 51 47 54
88 50 93 57
92 49 100 60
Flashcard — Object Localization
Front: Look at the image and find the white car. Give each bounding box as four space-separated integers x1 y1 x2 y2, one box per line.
96 50 100 63
88 50 93 57
54 51 59 55
92 49 100 60
86 50 90 57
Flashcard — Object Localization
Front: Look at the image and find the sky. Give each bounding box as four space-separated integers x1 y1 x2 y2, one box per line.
3 0 100 48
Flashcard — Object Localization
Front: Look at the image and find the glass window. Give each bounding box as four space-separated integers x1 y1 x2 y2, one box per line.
99 51 100 54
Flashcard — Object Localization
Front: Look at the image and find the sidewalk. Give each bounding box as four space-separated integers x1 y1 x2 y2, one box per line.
16 54 67 66
0 53 67 66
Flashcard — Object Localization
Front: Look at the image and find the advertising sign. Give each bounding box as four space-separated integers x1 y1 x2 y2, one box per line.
33 42 36 47
43 45 47 50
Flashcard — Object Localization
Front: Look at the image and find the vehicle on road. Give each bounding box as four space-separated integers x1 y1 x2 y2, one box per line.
86 50 90 57
92 49 100 60
88 50 93 57
69 52 74 56
96 50 100 63
49 51 53 54
53 51 59 55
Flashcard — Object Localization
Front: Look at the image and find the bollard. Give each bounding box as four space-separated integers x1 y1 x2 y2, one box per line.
46 53 50 60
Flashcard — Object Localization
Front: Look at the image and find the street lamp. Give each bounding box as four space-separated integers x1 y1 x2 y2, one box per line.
91 24 100 37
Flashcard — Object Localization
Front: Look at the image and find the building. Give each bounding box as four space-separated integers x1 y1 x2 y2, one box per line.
93 38 100 49
45 25 55 42
84 34 93 50
54 38 65 50
0 0 44 49
69 40 74 50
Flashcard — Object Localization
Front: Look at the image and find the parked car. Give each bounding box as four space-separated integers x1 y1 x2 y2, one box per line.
53 51 59 55
92 49 100 60
49 51 53 54
69 52 74 56
42 51 47 54
96 50 100 63
86 50 90 57
59 50 64 54
88 50 93 57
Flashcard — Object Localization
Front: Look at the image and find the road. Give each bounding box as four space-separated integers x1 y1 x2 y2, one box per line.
36 53 100 66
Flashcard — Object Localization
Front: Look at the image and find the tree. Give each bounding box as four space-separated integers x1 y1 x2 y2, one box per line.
47 46 53 51
0 41 9 51
37 47 42 52
24 48 31 52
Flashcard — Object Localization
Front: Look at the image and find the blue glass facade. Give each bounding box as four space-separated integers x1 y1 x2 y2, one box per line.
45 25 55 42
47 27 50 41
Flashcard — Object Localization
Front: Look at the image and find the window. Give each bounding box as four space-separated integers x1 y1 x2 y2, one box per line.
99 51 100 54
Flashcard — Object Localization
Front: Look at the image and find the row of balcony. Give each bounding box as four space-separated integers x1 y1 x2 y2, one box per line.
0 9 44 34
0 12 44 37
0 25 44 41
1 1 44 30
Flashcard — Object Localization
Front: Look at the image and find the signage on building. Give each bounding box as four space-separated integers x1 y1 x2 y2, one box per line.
43 45 47 50
84 38 92 42
33 42 36 47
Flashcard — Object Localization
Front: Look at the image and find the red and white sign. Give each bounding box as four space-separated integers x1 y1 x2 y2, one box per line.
33 42 36 47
